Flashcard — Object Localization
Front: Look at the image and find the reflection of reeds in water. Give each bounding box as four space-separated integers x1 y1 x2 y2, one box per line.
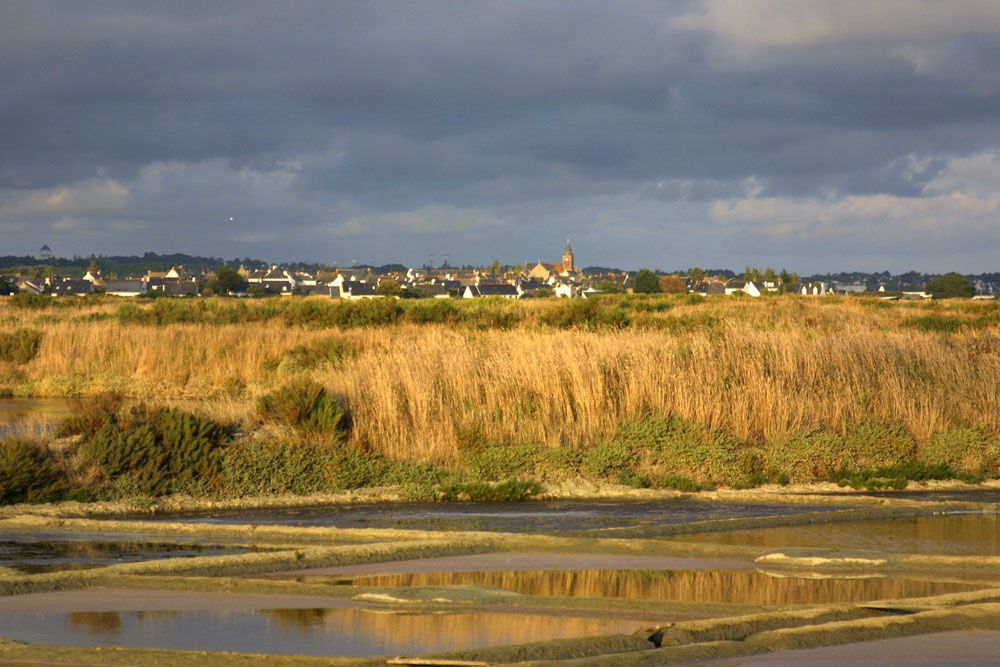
349 569 981 606
259 607 640 653
66 611 122 637
261 607 330 631
675 516 1000 556
0 413 60 440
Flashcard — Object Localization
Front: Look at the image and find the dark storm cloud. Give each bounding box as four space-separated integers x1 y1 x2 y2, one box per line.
2 0 1000 271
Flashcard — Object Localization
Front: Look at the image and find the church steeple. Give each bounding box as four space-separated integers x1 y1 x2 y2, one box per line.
562 239 574 273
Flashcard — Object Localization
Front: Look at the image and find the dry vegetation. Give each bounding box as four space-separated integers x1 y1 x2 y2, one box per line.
1 294 998 496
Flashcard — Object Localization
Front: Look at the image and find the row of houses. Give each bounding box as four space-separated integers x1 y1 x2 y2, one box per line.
5 266 201 298
0 267 946 302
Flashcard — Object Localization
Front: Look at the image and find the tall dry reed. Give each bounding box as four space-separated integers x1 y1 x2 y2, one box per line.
2 297 998 464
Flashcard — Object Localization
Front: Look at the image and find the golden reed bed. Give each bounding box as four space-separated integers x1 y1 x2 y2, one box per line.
2 296 998 465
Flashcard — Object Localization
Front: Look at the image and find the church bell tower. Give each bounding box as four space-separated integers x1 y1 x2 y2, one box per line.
562 240 574 273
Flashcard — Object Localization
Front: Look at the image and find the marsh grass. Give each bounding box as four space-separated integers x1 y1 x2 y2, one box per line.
2 296 998 477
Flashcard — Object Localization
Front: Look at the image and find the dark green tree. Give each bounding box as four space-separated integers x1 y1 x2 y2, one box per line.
593 279 624 294
206 265 247 296
925 273 974 299
633 269 661 294
375 278 403 297
687 267 706 282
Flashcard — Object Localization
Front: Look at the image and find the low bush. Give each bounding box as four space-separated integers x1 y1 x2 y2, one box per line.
622 296 674 312
437 478 543 502
461 300 524 330
645 313 720 334
0 329 42 364
83 406 229 497
842 420 916 469
584 416 752 486
539 298 630 329
272 337 356 374
404 300 464 325
10 293 54 309
762 430 846 483
327 445 391 490
221 439 335 497
909 315 968 333
0 438 69 504
282 298 404 328
582 439 641 479
465 441 546 481
55 393 124 437
257 378 349 436
618 471 714 492
830 461 981 490
917 428 999 477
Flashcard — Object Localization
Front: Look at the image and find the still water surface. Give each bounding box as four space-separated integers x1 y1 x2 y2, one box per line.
0 532 259 574
339 568 983 606
162 499 827 534
670 514 1000 556
0 398 73 437
0 607 646 656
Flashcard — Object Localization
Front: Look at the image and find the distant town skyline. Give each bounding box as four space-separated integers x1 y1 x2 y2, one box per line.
3 2 1000 272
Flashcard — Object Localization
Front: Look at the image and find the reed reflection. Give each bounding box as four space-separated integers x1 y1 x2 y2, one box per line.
347 569 981 605
671 515 1000 556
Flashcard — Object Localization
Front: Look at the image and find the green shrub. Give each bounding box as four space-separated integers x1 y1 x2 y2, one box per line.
646 314 720 334
55 393 123 437
10 293 54 309
584 416 753 487
623 296 674 312
465 442 545 481
222 439 335 497
582 439 641 479
618 471 714 492
0 329 42 364
404 300 463 325
830 461 980 490
0 438 69 504
257 378 349 436
918 428 999 476
83 406 228 497
327 445 389 490
461 300 524 330
763 430 846 483
539 298 630 329
281 298 403 328
273 337 356 374
843 420 916 468
909 315 967 333
437 478 543 502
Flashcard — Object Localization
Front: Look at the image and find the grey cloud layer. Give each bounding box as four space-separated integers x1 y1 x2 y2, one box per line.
1 0 999 271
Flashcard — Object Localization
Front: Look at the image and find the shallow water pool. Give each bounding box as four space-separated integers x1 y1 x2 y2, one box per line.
337 568 983 606
157 498 829 534
669 514 1000 556
0 606 647 656
0 532 260 574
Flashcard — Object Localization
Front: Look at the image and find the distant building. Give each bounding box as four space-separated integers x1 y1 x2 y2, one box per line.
562 241 574 273
38 245 52 260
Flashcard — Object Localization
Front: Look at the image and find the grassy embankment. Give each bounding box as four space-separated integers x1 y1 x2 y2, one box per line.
1 294 999 504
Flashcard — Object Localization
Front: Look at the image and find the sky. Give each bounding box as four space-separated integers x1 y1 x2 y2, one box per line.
2 1 1000 273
